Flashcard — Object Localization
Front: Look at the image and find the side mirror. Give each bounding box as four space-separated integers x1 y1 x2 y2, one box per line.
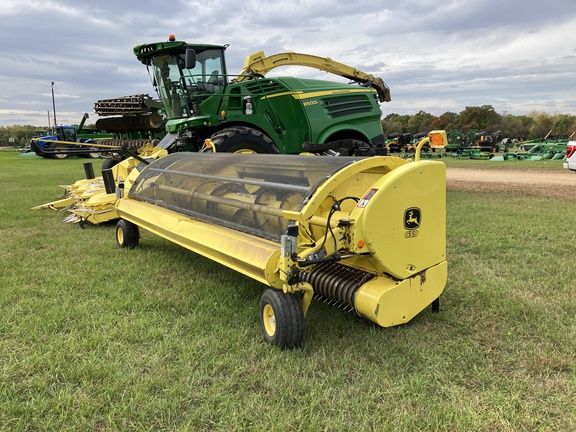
185 48 196 69
428 130 448 148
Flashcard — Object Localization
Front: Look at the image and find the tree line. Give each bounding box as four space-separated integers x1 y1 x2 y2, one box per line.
382 105 576 141
2 105 576 147
0 125 49 147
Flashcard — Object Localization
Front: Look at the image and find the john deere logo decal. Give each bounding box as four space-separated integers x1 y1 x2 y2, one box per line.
404 207 421 230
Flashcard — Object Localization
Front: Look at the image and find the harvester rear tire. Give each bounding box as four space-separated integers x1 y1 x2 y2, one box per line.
259 289 304 349
210 127 279 154
116 219 140 249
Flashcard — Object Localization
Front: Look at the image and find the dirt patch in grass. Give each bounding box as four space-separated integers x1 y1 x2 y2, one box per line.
446 168 576 198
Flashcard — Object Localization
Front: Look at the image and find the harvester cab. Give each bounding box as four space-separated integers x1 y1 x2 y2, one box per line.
146 42 228 120
134 35 389 156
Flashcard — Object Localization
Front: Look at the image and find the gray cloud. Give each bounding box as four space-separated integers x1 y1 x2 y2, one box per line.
0 0 575 126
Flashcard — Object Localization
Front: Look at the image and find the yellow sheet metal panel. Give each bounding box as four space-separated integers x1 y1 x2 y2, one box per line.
69 192 117 224
354 260 447 327
31 197 74 210
295 156 409 222
350 160 446 280
116 198 282 287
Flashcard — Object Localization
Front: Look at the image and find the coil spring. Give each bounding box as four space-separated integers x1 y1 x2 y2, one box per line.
302 262 374 312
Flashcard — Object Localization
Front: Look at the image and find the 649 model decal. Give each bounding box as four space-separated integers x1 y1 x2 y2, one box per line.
404 207 421 238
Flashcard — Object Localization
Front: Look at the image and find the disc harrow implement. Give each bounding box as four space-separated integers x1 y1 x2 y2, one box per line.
93 94 159 116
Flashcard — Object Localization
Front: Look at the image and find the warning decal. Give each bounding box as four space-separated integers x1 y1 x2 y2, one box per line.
358 188 378 208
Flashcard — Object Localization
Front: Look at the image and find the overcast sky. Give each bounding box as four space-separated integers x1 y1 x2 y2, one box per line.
1 0 575 127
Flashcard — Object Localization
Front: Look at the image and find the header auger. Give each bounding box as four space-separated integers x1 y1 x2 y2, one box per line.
112 131 448 348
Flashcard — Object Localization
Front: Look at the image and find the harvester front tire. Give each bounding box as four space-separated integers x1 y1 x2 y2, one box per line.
116 219 140 249
210 127 279 154
259 289 304 349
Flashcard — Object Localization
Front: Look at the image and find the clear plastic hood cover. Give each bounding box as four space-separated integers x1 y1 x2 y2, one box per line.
129 152 363 241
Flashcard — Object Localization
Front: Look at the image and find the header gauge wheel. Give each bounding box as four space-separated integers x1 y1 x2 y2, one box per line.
259 289 304 349
116 219 140 249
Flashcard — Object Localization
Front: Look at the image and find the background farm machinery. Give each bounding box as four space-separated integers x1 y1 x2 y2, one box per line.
28 94 166 160
28 112 113 159
444 129 502 159
443 129 573 161
491 131 574 161
386 129 502 158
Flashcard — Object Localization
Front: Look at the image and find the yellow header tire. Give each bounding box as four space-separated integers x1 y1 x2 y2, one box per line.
116 219 140 249
259 289 304 349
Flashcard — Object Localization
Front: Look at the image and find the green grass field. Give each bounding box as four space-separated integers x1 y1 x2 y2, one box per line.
1 150 575 431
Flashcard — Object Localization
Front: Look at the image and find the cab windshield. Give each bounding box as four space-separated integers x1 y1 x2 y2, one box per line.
152 48 226 119
56 126 76 141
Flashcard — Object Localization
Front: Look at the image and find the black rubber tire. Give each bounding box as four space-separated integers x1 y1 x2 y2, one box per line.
80 140 100 159
115 219 140 249
85 151 100 159
49 144 69 159
210 127 279 154
346 138 376 156
101 158 119 171
259 289 305 349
